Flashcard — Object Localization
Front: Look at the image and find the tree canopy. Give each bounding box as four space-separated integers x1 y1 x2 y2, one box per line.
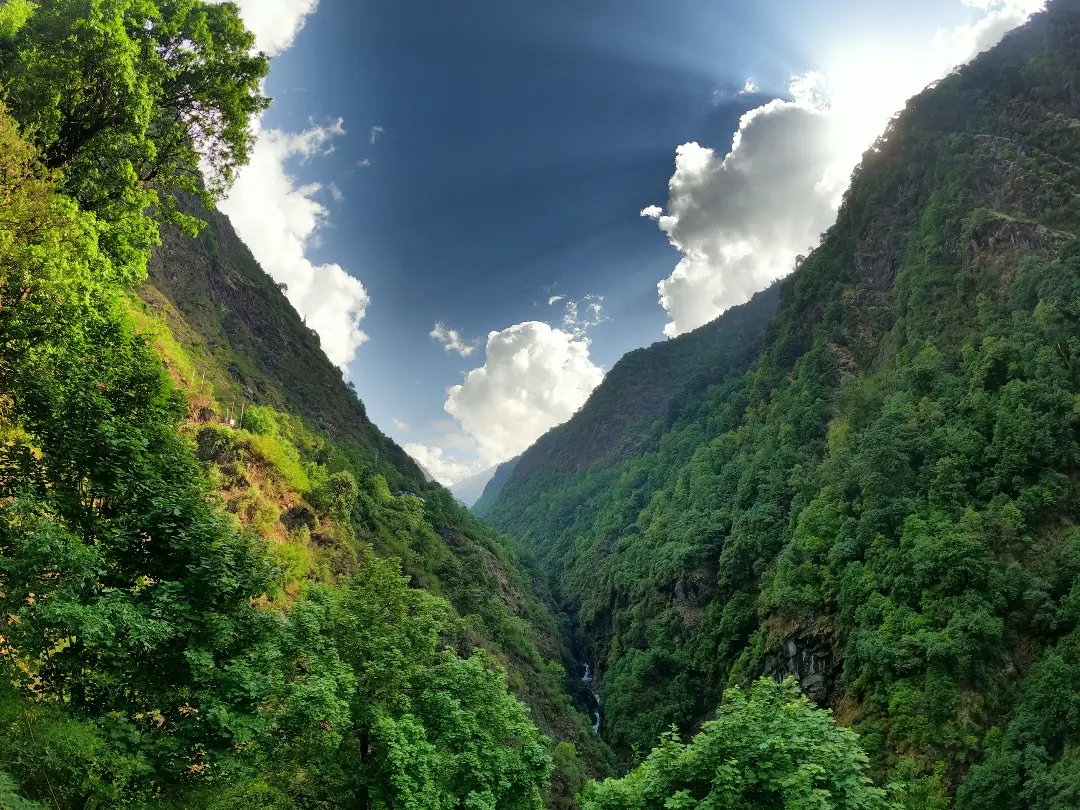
0 0 269 276
583 679 887 810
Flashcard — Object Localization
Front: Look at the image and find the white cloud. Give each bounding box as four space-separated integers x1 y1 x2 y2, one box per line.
739 78 759 95
645 0 1045 337
418 310 609 486
358 158 372 167
444 322 604 463
440 432 478 451
328 181 344 202
561 294 608 338
548 295 565 306
405 443 486 485
393 418 411 432
211 0 370 369
220 0 320 55
369 125 385 145
219 118 370 368
644 80 840 337
430 322 479 357
935 0 1045 62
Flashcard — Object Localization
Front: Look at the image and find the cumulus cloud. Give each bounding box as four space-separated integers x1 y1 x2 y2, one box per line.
645 0 1045 337
416 307 610 485
405 443 486 486
739 79 759 95
212 0 370 369
430 322 479 357
644 76 840 337
548 295 565 306
936 0 1045 62
219 118 371 367
439 322 604 464
220 0 320 55
393 418 411 432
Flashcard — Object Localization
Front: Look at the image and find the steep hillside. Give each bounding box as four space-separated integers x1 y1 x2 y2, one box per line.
145 193 421 479
485 2 1080 805
135 194 616 789
473 454 520 516
0 2 613 807
472 287 782 521
508 285 782 486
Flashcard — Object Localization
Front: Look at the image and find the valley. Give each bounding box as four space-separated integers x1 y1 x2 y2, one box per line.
0 1 1078 808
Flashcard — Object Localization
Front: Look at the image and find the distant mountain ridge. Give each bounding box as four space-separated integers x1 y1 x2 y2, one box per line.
472 455 521 516
500 285 781 492
449 464 500 507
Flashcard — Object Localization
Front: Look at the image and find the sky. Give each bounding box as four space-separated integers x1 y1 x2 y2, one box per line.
217 0 1046 487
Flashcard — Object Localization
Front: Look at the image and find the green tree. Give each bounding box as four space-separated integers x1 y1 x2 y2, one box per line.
582 678 887 810
323 556 553 810
0 0 269 272
0 0 33 39
0 773 46 810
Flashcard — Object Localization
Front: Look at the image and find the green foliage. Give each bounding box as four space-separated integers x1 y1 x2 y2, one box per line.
0 0 269 246
485 1 1080 802
0 16 578 803
547 742 587 810
955 629 1080 810
242 404 280 437
0 773 46 810
0 0 33 39
243 429 311 493
583 678 887 810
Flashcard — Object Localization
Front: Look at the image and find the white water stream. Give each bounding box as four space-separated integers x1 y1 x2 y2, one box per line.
582 664 600 734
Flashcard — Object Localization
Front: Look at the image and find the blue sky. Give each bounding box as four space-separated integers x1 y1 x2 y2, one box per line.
220 0 1044 485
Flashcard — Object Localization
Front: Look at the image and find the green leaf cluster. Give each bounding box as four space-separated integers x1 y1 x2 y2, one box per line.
583 678 887 810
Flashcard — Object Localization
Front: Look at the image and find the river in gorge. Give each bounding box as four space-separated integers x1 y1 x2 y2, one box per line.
581 663 601 734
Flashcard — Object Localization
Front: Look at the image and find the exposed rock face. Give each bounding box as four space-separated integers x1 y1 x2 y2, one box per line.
765 634 832 704
672 570 713 634
967 213 1069 267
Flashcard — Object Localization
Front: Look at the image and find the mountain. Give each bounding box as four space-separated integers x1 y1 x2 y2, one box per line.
0 3 615 804
139 190 617 793
450 464 501 507
483 2 1080 804
472 454 521 516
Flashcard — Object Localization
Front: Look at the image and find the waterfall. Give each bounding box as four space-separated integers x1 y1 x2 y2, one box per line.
581 663 600 734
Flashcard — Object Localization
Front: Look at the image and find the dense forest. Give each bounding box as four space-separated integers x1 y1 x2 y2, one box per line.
483 1 1080 807
0 1 615 807
4 0 1080 808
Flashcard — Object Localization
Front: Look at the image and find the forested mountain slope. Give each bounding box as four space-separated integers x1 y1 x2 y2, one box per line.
145 193 417 469
485 2 1080 806
473 454 520 516
136 190 614 786
0 2 610 807
509 285 781 486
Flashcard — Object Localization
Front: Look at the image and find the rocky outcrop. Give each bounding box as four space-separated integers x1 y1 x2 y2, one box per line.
764 633 833 704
